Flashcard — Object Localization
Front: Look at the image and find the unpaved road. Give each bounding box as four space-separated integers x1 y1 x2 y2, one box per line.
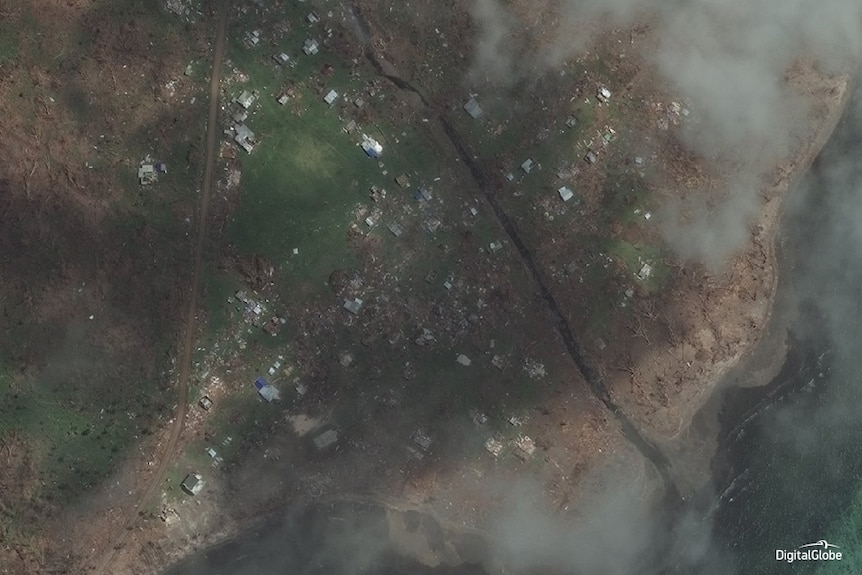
89 2 230 573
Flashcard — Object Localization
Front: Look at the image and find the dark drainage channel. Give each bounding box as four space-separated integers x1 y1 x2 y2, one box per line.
438 116 680 503
351 4 680 503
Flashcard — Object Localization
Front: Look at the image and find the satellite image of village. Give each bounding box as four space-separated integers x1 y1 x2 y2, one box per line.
2 0 862 574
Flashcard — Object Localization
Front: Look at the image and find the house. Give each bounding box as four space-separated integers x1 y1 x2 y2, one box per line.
637 263 653 281
234 124 256 154
395 174 410 188
597 86 612 103
234 90 257 109
584 151 598 164
463 97 483 119
273 52 290 65
302 38 320 55
456 354 472 366
254 376 279 402
558 186 574 202
198 396 213 410
387 223 403 237
361 134 383 158
312 428 338 451
485 437 504 457
323 89 338 105
232 110 248 124
277 93 289 106
411 429 433 452
514 436 536 461
521 159 534 174
244 30 261 47
343 297 363 314
306 11 320 23
565 115 577 128
343 119 357 134
138 163 156 185
471 411 489 425
181 473 205 496
353 97 365 108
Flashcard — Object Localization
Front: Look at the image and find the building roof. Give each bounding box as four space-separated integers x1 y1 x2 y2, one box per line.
259 385 280 402
181 473 205 496
343 298 363 314
464 97 483 119
361 134 383 157
313 428 339 450
521 159 534 173
323 89 338 105
235 90 256 109
303 38 319 55
558 186 574 202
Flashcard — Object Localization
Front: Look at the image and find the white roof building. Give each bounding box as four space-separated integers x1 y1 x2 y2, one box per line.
303 38 320 55
323 89 338 105
558 186 574 202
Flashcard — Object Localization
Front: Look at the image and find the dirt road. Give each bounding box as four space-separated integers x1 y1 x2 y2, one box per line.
89 2 230 573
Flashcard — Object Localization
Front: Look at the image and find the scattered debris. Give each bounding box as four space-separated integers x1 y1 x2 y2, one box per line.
484 437 504 457
637 263 653 281
514 436 536 461
411 429 433 452
596 86 612 103
395 174 410 188
471 411 489 425
523 359 546 379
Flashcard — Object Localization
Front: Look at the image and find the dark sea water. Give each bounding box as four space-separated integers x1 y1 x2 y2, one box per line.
710 77 862 574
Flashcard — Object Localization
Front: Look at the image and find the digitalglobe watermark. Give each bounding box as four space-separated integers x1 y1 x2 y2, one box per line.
776 540 842 564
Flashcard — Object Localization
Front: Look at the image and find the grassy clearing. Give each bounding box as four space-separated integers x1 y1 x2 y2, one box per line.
225 18 446 296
